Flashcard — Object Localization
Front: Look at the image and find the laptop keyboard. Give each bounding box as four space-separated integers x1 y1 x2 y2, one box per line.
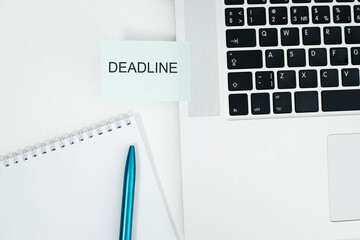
224 0 360 118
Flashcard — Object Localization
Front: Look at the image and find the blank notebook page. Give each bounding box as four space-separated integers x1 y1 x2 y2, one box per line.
0 116 176 240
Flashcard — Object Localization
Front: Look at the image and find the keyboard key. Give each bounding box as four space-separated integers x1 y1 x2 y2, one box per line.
295 91 319 113
281 28 299 46
226 29 256 47
227 51 263 69
229 94 249 115
273 92 292 114
247 8 266 25
333 6 351 23
251 93 270 114
228 72 253 91
345 27 360 44
312 6 331 24
269 7 288 25
330 48 348 66
293 0 311 2
351 47 360 65
225 8 245 26
248 0 266 3
259 28 278 46
278 70 296 89
225 0 245 4
256 71 275 89
291 6 309 24
303 27 321 45
266 50 284 68
271 0 289 3
299 70 318 88
342 68 360 86
309 48 327 66
355 6 360 22
315 0 333 2
287 49 306 67
322 90 360 112
321 69 339 87
324 27 342 45
337 0 354 2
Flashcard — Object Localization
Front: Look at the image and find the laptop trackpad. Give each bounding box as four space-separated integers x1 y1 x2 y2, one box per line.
328 134 360 222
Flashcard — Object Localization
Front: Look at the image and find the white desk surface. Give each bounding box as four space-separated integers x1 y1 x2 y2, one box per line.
0 0 185 239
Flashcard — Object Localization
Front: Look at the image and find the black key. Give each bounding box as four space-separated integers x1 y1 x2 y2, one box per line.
226 29 256 47
309 48 327 66
251 93 270 114
351 47 360 65
333 6 351 23
228 72 253 91
295 91 319 113
324 27 342 45
303 27 321 45
228 51 263 69
225 8 245 26
320 69 339 87
247 8 266 25
281 28 299 46
229 94 248 115
225 0 245 4
330 48 348 66
273 92 292 114
315 0 333 2
291 6 309 24
293 0 311 2
355 6 360 23
269 7 288 25
256 71 275 89
312 6 330 24
337 0 354 2
322 90 360 112
342 68 360 86
287 49 306 67
271 0 289 3
266 50 284 68
345 27 360 44
248 0 266 3
299 70 318 88
259 28 278 46
278 70 296 89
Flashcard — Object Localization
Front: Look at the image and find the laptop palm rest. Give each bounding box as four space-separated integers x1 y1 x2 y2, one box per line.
328 133 360 222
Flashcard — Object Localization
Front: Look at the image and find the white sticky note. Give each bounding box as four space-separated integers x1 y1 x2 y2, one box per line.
101 41 191 102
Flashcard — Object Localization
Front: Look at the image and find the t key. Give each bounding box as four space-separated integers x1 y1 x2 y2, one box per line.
345 27 360 44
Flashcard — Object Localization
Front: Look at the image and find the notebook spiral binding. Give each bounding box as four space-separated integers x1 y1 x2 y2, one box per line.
0 114 132 168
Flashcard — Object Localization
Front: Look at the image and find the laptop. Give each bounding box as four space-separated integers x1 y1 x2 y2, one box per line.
175 0 360 239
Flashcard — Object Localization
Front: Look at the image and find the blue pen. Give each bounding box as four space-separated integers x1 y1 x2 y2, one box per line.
120 146 136 240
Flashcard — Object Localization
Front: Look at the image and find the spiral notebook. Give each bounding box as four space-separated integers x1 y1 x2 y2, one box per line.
0 115 176 240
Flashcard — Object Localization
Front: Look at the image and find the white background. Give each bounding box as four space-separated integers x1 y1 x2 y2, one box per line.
0 0 184 239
